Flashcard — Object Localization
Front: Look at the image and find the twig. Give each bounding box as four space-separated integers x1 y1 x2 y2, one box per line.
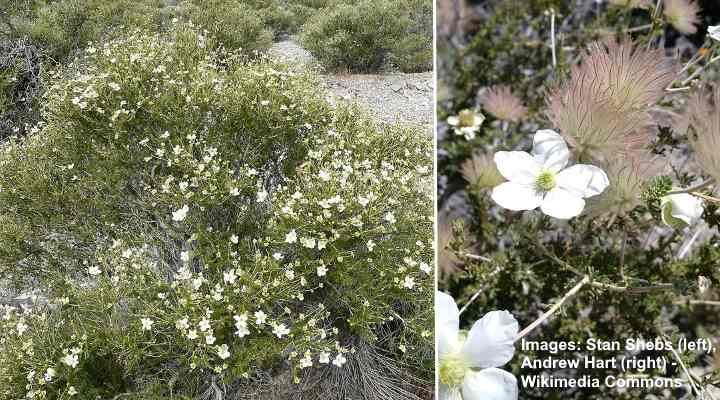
457 251 492 263
515 275 590 342
675 299 720 306
550 9 557 68
667 178 715 195
619 229 627 284
626 23 653 33
667 338 703 398
458 263 503 315
691 192 720 204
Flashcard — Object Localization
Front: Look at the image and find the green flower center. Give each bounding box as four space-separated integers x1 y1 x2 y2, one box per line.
439 353 468 386
536 170 556 192
458 110 476 127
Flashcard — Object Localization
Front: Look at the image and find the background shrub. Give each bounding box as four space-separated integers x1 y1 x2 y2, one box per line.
300 0 409 72
299 0 432 73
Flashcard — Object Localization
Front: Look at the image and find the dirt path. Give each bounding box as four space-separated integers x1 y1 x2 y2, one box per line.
269 40 434 132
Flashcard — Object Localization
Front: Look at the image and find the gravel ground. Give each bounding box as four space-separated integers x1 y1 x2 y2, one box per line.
269 40 434 133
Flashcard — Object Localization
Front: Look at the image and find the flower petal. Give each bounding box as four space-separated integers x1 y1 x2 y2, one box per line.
532 129 569 172
440 384 462 400
436 291 460 358
462 368 518 400
447 116 459 126
540 188 586 219
491 182 543 211
461 310 518 368
493 151 541 184
661 193 704 227
556 164 609 198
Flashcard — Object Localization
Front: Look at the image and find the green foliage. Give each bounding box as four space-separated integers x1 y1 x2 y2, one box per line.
18 0 167 61
0 22 432 398
299 0 431 73
181 0 273 54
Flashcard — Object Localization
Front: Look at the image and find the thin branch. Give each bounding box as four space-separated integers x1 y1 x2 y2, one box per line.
619 229 627 285
550 9 557 68
675 299 720 306
625 23 653 33
691 192 720 204
458 261 503 315
515 276 590 342
667 338 703 398
667 178 715 195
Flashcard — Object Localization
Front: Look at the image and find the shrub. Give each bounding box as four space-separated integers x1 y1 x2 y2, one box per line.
300 0 409 72
0 38 43 139
0 22 433 399
182 0 273 53
19 0 167 62
390 0 433 72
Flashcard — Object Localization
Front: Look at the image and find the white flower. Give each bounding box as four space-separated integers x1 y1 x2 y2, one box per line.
709 25 720 41
172 205 190 222
87 266 101 276
448 109 485 140
68 387 78 396
16 321 28 335
317 265 328 277
255 311 267 325
199 318 211 332
62 354 80 369
224 270 237 285
319 352 330 364
332 353 347 367
300 352 313 368
44 368 56 382
384 212 397 224
108 82 120 91
285 229 298 243
437 291 519 400
402 276 415 289
273 323 290 338
140 318 154 331
205 334 216 345
234 314 250 337
318 170 331 181
216 344 231 360
661 192 704 229
300 237 316 249
230 234 239 244
367 240 376 252
180 251 190 262
256 190 268 203
420 262 432 274
176 317 190 330
187 329 198 340
491 130 609 219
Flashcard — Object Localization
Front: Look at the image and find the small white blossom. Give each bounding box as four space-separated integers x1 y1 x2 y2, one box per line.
332 353 347 368
87 265 101 276
187 329 198 340
205 334 216 345
273 323 290 338
319 352 330 364
317 265 328 277
285 229 298 243
420 262 432 274
217 344 231 360
62 354 79 369
230 234 239 244
44 368 56 382
140 318 154 331
199 318 211 332
172 205 190 222
402 276 415 289
255 311 267 325
256 190 268 203
384 212 397 224
300 237 316 249
709 25 720 41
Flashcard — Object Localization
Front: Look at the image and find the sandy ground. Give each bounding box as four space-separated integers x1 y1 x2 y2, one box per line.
269 39 434 133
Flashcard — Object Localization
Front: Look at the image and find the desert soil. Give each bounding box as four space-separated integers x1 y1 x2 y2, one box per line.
269 39 434 133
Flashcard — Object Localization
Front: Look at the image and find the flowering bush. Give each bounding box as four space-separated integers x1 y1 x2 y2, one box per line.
439 0 720 398
0 22 433 399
